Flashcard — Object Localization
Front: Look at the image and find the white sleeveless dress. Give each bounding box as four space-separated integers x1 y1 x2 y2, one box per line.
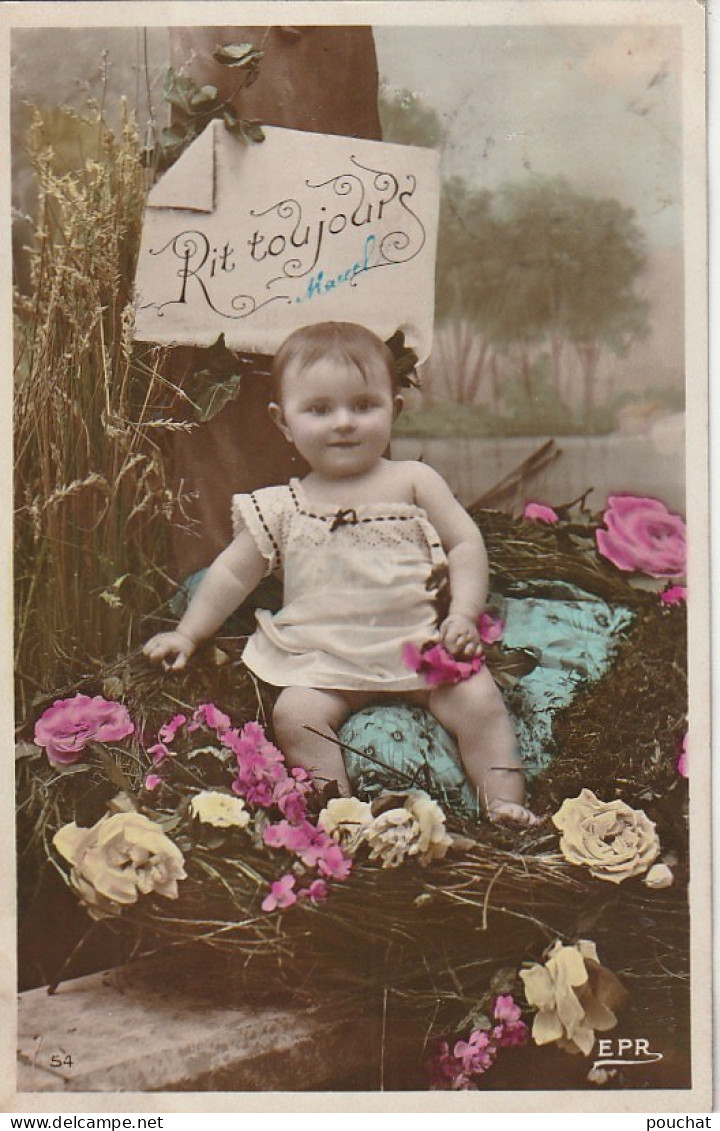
232 478 448 691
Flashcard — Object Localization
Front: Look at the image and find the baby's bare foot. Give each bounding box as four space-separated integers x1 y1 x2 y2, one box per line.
487 799 539 827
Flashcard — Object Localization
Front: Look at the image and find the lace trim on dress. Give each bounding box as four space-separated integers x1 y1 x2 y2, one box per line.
288 478 430 526
231 490 286 573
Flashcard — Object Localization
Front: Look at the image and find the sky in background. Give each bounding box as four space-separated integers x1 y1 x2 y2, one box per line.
374 24 682 250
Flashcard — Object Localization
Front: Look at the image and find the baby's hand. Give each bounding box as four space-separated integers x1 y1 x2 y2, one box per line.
143 630 196 672
439 613 482 659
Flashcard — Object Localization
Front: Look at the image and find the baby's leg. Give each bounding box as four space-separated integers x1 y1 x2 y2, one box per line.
429 668 536 826
273 686 370 796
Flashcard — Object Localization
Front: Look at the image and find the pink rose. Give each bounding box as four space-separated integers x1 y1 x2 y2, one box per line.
523 503 559 524
34 694 134 767
596 495 686 578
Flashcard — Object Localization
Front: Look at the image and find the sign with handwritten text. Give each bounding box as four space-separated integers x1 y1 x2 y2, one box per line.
133 122 440 361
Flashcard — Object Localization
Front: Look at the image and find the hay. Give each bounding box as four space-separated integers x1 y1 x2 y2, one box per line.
17 506 689 1049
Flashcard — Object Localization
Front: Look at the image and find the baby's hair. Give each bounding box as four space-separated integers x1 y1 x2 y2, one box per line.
271 322 397 401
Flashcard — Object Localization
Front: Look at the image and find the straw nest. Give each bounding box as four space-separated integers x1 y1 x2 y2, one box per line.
17 506 688 1039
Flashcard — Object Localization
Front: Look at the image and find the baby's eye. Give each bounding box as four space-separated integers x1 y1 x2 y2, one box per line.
307 403 331 415
353 398 375 413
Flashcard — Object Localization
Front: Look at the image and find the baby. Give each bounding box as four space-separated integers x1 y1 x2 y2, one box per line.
144 322 535 825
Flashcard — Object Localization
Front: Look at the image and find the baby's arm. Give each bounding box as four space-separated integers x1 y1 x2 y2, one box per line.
412 462 489 658
143 531 268 670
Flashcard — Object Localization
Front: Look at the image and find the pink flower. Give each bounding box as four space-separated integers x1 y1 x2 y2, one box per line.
157 714 186 743
661 585 688 606
523 502 559 524
453 1029 497 1075
148 742 172 765
263 819 310 852
272 776 311 823
263 819 334 869
493 994 522 1024
478 612 504 644
677 733 688 778
492 1020 528 1048
317 843 353 881
427 1042 473 1091
189 702 232 735
491 1003 529 1047
34 694 134 767
261 873 297 912
298 879 329 905
596 495 686 578
144 773 162 791
403 641 485 687
228 721 287 807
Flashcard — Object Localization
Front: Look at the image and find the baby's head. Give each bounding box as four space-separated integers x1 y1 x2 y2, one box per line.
271 321 397 404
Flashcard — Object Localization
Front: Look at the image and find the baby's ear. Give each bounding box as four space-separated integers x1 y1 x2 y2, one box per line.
268 402 293 442
393 394 404 420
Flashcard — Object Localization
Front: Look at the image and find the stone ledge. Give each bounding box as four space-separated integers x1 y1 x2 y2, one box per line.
18 959 395 1092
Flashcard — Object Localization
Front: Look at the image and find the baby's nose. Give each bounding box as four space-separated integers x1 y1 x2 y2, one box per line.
334 408 355 430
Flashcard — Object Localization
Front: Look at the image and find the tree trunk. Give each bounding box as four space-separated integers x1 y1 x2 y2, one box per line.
576 341 602 418
489 350 501 414
165 26 382 580
463 338 488 406
520 346 533 400
551 333 564 396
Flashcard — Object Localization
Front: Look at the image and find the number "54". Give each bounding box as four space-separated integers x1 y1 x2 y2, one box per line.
50 1053 73 1069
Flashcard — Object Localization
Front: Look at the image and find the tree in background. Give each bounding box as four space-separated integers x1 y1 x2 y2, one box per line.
433 176 501 406
493 178 649 417
431 174 649 421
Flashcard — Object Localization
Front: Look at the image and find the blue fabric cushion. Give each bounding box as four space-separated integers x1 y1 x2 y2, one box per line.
339 585 633 815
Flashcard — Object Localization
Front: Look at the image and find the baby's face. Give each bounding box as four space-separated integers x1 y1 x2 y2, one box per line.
270 356 402 480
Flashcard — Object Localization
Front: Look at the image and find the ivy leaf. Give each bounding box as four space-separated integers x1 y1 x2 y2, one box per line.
234 120 266 145
222 103 239 128
213 43 262 70
160 127 190 148
190 85 219 108
194 374 244 423
489 965 519 995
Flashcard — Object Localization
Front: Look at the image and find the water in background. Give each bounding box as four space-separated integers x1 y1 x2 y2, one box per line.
392 425 686 516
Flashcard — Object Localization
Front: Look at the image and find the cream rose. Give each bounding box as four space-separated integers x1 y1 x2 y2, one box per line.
520 939 627 1055
552 788 660 883
364 791 452 869
54 810 187 919
189 790 250 829
317 797 374 852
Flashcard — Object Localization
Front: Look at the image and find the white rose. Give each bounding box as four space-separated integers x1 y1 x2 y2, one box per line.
552 788 660 883
520 939 627 1056
54 811 186 919
363 791 451 868
317 797 374 852
190 790 250 829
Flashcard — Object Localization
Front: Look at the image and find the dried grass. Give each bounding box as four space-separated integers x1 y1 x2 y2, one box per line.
14 103 191 717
